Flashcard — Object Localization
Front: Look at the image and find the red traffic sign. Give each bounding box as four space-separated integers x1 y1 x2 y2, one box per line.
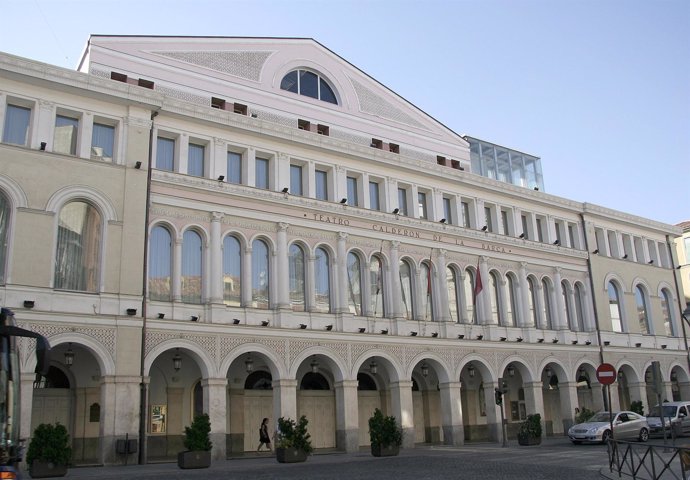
596 363 617 385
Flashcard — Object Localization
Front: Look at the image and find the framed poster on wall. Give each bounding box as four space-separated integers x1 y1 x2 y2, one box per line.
150 404 167 434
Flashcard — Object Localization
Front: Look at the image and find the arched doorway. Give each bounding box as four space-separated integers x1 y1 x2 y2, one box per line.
357 371 380 446
297 356 335 449
242 370 273 452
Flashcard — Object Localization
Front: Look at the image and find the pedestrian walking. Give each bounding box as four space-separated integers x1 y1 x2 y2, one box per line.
257 417 272 452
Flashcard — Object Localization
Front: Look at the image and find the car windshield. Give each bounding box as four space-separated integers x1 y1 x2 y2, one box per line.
588 412 615 422
648 406 677 418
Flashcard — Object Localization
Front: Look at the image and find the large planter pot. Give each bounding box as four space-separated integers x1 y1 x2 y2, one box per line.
371 444 400 457
276 447 308 463
29 460 68 478
177 450 211 469
517 433 541 446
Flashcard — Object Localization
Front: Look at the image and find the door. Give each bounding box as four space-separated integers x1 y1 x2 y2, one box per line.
32 389 72 433
358 391 381 446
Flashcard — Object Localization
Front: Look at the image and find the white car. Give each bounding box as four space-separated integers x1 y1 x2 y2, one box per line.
568 411 649 444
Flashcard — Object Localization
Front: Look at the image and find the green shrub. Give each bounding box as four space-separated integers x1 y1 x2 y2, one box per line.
26 423 72 465
183 413 212 451
276 416 313 454
518 413 542 438
576 407 596 424
630 401 644 416
368 408 403 448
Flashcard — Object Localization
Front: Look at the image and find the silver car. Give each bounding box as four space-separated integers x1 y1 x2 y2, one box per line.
568 411 650 444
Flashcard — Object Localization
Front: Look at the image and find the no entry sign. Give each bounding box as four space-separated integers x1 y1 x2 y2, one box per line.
596 363 617 385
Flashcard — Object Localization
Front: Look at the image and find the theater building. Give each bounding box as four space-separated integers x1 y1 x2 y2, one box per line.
0 36 685 464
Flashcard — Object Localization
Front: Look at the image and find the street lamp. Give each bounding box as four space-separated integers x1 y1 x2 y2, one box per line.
421 363 429 377
172 349 182 372
64 343 74 368
245 354 254 373
468 363 475 378
310 356 319 373
369 360 378 375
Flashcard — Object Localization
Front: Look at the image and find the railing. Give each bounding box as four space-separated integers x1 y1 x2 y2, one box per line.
607 439 690 480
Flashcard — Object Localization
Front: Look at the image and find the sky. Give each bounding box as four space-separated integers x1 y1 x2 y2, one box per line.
2 0 688 225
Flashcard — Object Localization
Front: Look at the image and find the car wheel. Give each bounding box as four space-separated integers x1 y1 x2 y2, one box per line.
601 430 612 443
639 428 649 442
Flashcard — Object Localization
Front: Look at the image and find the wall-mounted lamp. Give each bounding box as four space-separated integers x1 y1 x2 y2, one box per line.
507 365 515 377
370 360 378 375
310 356 319 373
457 334 464 339
233 318 241 325
23 300 35 309
604 341 611 346
157 313 165 319
245 355 254 373
191 315 198 322
617 370 624 378
468 363 475 378
358 327 366 333
519 233 525 239
537 338 544 343
534 187 539 191
410 331 418 336
661 344 667 349
134 161 142 169
64 343 75 367
592 249 599 254
545 366 552 378
635 342 642 347
431 332 438 338
250 113 258 118
571 340 578 345
622 254 628 259
516 337 523 342
553 240 560 245
499 337 507 341
340 198 348 204
299 324 307 329
552 338 558 344
475 334 483 340
217 175 225 181
647 260 654 264
126 308 137 316
172 348 182 372
421 363 429 377
392 208 400 214
39 142 47 151
380 329 388 335
282 187 289 193
440 218 447 224
261 320 269 327
325 324 333 331
481 225 488 231
585 340 592 345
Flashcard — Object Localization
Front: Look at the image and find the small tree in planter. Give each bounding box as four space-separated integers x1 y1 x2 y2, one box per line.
575 407 596 424
26 423 72 478
178 413 212 469
275 416 313 463
517 413 542 446
630 401 644 416
368 408 403 457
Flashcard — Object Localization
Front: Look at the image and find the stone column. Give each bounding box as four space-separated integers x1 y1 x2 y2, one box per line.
478 256 493 325
559 381 580 432
36 99 55 150
173 237 182 302
20 372 35 441
242 245 252 307
436 249 450 323
553 267 567 330
209 212 223 303
246 147 256 186
678 381 690 401
272 379 298 427
99 375 141 465
523 381 546 437
439 381 464 446
590 382 606 412
390 380 415 448
336 232 349 313
484 382 501 442
459 269 470 324
276 223 290 309
202 378 228 461
388 241 401 318
518 262 532 327
608 384 621 412
362 258 373 317
628 381 648 413
663 381 675 404
334 380 359 452
306 253 316 312
212 137 225 179
178 134 189 174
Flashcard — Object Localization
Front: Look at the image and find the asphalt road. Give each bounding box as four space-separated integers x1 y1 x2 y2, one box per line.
40 437 613 479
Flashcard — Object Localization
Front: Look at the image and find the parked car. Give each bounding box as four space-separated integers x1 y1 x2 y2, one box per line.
567 411 649 444
646 402 690 438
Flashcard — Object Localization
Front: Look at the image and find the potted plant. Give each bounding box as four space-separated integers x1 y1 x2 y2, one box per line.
26 422 72 478
275 415 313 463
630 400 644 416
177 413 212 469
575 407 596 424
517 413 542 446
368 408 403 457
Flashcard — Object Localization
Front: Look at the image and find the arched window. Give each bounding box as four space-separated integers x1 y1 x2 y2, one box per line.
506 274 518 327
420 262 433 320
314 247 331 313
608 281 623 332
369 255 385 317
280 69 338 105
223 235 241 306
289 244 306 312
399 260 414 320
661 288 676 336
542 279 553 329
562 281 573 330
181 230 202 303
54 201 101 291
347 252 362 315
528 277 538 327
149 225 172 301
489 271 500 324
300 372 330 390
245 371 273 390
252 239 270 309
0 191 9 284
635 285 651 334
447 267 459 322
464 267 475 323
574 283 586 332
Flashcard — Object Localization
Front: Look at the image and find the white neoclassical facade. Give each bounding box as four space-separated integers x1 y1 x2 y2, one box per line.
0 36 686 465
